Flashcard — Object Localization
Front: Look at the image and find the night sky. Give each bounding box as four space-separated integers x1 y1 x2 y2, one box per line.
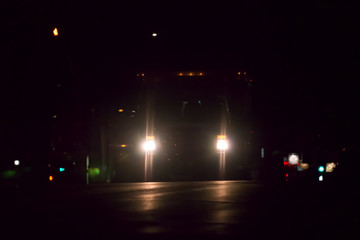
1 0 359 161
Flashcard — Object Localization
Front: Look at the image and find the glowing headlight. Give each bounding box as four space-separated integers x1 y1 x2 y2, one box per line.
143 136 156 151
217 140 228 150
217 135 228 151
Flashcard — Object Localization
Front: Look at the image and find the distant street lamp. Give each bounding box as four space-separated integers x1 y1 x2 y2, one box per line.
53 28 59 36
152 32 157 37
14 160 20 166
288 153 299 165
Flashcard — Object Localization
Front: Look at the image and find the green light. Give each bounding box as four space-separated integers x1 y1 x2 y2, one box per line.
59 167 65 172
73 162 76 165
1 170 16 179
318 166 325 173
88 168 100 176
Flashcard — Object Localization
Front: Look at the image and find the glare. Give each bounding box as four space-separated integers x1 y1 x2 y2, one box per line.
217 135 228 151
118 109 124 112
318 166 325 173
152 33 157 37
14 160 20 166
49 175 54 181
53 28 58 36
288 154 299 165
143 140 156 151
59 167 65 172
319 175 323 181
121 144 127 148
217 139 228 151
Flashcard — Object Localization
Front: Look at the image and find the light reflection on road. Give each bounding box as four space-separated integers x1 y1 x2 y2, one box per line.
139 182 159 211
140 192 156 211
102 181 256 231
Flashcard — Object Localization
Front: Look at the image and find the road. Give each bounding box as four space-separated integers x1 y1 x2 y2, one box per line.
2 181 359 239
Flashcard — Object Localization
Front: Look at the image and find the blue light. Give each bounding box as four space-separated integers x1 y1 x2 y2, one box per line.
59 167 65 172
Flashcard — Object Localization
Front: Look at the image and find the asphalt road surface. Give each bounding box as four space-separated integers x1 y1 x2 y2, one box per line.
2 181 359 240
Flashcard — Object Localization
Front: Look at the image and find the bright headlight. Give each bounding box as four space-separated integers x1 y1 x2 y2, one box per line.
143 140 155 151
143 136 156 152
217 138 228 151
217 140 228 150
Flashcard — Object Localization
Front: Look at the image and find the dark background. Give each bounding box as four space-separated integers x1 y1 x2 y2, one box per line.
1 0 358 169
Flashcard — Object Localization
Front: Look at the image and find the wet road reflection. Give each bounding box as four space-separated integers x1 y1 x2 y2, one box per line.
98 180 259 235
3 180 356 239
